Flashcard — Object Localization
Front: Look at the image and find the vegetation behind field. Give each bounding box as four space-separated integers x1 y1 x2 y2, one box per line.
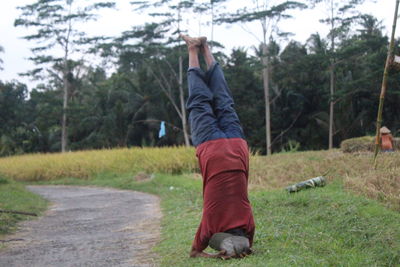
1 2 400 156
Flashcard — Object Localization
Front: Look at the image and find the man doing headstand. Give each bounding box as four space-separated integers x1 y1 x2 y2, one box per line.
181 34 255 259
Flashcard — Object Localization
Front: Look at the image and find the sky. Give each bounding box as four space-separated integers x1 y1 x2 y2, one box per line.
0 0 396 90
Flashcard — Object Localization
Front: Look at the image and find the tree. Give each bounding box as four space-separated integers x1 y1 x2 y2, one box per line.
218 0 307 155
129 0 199 146
224 48 264 150
193 0 228 49
331 14 386 141
0 81 35 156
14 0 115 152
27 86 63 152
0 45 4 71
312 0 366 149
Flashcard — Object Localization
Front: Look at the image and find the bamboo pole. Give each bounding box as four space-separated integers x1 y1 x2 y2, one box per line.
373 0 399 168
0 209 37 216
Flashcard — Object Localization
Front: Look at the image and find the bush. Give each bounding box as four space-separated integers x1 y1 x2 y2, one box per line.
340 136 400 153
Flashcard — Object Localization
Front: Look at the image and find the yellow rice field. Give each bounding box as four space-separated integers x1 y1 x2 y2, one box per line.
0 147 197 181
0 147 399 210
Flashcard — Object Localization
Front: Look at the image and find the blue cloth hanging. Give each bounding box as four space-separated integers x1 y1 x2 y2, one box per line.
159 121 166 138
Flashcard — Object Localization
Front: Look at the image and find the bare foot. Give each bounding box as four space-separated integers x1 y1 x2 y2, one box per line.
198 36 208 53
180 34 202 49
199 36 207 45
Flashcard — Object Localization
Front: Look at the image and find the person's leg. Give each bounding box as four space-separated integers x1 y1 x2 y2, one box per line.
181 34 226 146
201 39 245 139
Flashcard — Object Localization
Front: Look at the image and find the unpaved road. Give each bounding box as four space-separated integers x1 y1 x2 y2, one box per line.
0 186 161 267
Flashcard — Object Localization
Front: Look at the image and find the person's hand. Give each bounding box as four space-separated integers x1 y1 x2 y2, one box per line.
217 248 253 260
190 248 232 259
231 248 253 259
190 248 253 260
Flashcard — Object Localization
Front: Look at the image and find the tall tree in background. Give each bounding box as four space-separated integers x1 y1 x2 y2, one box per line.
14 0 115 152
224 49 265 149
313 0 365 149
193 0 227 49
0 45 4 71
130 0 197 146
0 81 32 156
218 1 307 154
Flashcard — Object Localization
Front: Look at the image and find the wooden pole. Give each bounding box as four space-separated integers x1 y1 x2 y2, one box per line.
373 0 399 168
0 209 37 216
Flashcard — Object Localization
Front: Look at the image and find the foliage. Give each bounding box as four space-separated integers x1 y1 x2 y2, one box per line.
0 45 4 71
217 0 308 155
14 0 115 152
0 81 38 156
1 2 399 155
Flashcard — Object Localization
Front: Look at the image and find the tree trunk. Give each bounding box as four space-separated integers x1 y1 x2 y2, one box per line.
210 1 214 51
179 54 190 146
328 63 335 149
328 0 335 150
61 4 72 153
262 43 271 155
61 71 68 153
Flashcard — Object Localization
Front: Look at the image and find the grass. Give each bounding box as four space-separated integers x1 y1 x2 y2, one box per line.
0 176 47 243
0 147 197 181
31 173 400 266
1 148 399 210
340 136 400 153
1 148 399 265
251 150 400 211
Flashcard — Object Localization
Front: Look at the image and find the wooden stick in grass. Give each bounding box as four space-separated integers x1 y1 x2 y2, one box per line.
0 209 37 216
373 0 400 168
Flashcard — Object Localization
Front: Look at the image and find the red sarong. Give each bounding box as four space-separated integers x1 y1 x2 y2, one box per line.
192 138 255 252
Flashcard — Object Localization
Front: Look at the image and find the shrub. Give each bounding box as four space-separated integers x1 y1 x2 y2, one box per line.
340 136 400 153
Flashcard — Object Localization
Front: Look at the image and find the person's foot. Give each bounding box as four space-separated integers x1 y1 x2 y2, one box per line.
198 36 208 53
180 34 203 49
198 36 207 45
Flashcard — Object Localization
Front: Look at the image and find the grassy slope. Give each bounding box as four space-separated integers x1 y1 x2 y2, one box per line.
1 149 399 265
37 173 400 266
2 148 399 210
250 151 400 211
0 177 47 242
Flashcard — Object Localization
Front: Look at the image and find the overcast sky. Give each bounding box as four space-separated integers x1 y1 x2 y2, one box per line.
0 0 396 90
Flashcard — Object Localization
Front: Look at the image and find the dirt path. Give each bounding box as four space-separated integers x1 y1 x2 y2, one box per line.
0 185 161 267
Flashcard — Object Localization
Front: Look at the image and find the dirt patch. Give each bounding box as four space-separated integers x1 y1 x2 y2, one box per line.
134 172 154 182
0 185 161 266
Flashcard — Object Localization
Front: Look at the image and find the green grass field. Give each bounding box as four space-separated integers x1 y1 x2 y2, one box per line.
32 173 400 266
1 148 399 265
0 176 47 244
